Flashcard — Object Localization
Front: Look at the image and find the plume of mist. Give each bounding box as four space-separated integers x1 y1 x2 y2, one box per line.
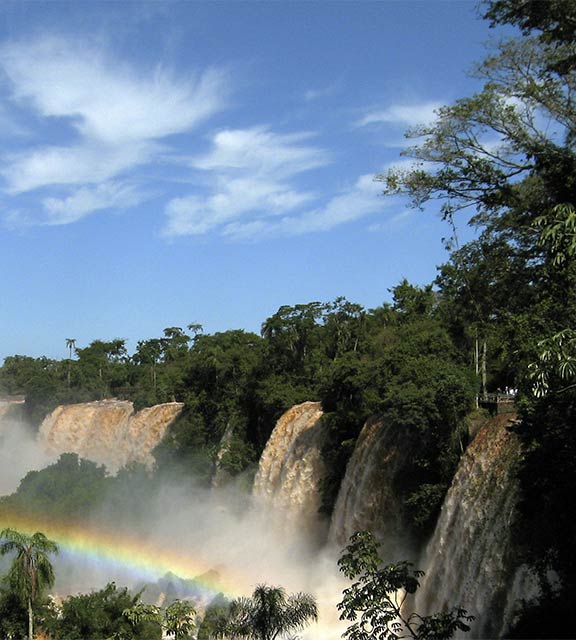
0 403 349 638
50 472 349 639
0 411 56 496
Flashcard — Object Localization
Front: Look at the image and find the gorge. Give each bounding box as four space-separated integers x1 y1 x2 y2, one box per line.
0 397 531 639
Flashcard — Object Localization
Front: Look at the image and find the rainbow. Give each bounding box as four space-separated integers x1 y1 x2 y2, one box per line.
0 510 244 599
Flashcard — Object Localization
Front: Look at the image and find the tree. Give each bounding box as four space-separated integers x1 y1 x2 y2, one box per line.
124 599 196 639
379 0 576 396
375 6 576 624
48 582 160 640
484 0 576 50
337 531 473 640
217 584 317 640
0 528 58 640
75 338 128 397
380 0 576 264
65 337 76 389
197 594 231 640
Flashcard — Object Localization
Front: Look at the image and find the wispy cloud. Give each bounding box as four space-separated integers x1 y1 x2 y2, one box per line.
192 126 328 177
303 80 342 103
368 209 413 233
163 126 329 238
165 158 387 241
223 173 386 240
0 105 28 138
42 182 146 225
356 101 442 128
0 37 226 146
3 141 160 194
165 177 315 236
0 35 227 224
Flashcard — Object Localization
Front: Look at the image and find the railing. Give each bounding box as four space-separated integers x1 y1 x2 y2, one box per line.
478 392 517 414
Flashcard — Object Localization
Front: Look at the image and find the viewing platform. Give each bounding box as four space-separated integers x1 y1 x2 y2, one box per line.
478 392 517 415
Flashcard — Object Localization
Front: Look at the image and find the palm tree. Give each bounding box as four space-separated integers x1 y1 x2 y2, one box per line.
0 528 58 640
65 338 76 388
218 584 317 640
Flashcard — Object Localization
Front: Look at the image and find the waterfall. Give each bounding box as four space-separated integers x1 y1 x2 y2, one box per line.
0 397 25 427
328 418 417 562
39 400 184 472
415 414 530 638
1 397 52 495
252 401 328 540
211 421 235 488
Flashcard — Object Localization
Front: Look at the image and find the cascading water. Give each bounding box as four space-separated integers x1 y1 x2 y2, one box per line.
252 401 328 541
39 399 184 472
328 417 417 562
251 400 348 639
211 421 235 488
415 414 531 638
0 397 25 427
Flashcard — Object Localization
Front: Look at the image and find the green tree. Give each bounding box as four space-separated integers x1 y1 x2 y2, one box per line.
75 339 129 397
377 1 576 629
50 582 160 640
124 599 196 639
338 531 473 640
197 594 231 640
0 528 58 640
217 584 317 640
0 587 29 639
1 453 110 522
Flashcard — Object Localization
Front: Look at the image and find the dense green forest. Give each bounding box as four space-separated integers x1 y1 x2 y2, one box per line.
1 1 576 637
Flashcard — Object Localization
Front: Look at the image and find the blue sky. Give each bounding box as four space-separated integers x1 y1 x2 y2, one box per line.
0 0 497 361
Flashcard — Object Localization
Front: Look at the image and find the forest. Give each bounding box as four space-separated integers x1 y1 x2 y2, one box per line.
1 1 575 638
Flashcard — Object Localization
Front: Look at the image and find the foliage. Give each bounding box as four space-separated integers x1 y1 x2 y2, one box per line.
0 453 109 520
124 598 196 639
337 531 473 640
216 584 318 640
197 594 231 640
0 528 58 640
527 328 576 397
509 387 576 638
0 454 160 533
378 0 576 629
48 582 160 640
0 586 32 639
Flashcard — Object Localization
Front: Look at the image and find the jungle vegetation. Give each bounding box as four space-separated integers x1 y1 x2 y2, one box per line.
0 1 575 636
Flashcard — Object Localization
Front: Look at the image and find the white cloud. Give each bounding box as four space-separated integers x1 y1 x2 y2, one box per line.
303 80 342 102
163 126 327 238
164 176 316 237
3 141 160 193
222 173 386 240
0 37 227 145
368 209 413 232
165 169 387 241
42 182 146 225
0 35 227 224
357 101 442 128
0 105 28 138
193 126 328 178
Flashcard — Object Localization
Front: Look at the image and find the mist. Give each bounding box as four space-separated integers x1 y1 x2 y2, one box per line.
55 477 348 638
0 407 349 639
0 407 56 495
